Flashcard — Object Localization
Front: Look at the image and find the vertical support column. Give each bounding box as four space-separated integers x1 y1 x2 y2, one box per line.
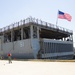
70 34 73 51
63 38 66 41
70 35 73 42
3 32 4 43
11 30 14 50
21 26 23 40
11 30 13 42
30 25 33 39
1 32 5 51
37 26 39 39
0 36 3 51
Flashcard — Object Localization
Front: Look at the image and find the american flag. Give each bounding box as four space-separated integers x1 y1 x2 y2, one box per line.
58 10 72 21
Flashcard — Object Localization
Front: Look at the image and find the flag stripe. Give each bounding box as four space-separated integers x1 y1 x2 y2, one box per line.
64 13 72 21
58 15 66 19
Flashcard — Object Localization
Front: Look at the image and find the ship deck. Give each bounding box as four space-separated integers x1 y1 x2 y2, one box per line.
0 17 73 39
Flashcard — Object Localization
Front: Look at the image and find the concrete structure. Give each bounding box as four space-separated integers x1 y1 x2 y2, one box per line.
0 17 74 59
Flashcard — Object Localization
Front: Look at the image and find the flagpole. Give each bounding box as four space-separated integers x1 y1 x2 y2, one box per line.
56 10 59 26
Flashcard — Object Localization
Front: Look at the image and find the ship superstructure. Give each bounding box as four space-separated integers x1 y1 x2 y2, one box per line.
0 17 73 59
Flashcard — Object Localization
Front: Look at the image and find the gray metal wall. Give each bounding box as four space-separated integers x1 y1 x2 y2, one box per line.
0 39 34 59
43 42 73 53
41 39 73 59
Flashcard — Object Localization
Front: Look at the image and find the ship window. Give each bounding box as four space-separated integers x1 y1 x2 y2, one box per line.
23 26 30 39
33 26 37 38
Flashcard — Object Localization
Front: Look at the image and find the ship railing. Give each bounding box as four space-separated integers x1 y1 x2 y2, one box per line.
0 16 73 34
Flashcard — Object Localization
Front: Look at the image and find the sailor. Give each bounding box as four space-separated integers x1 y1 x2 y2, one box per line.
8 53 12 63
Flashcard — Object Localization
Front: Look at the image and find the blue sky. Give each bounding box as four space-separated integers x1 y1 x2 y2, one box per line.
0 0 75 46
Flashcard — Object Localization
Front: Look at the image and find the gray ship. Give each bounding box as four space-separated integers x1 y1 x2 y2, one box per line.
0 17 74 59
